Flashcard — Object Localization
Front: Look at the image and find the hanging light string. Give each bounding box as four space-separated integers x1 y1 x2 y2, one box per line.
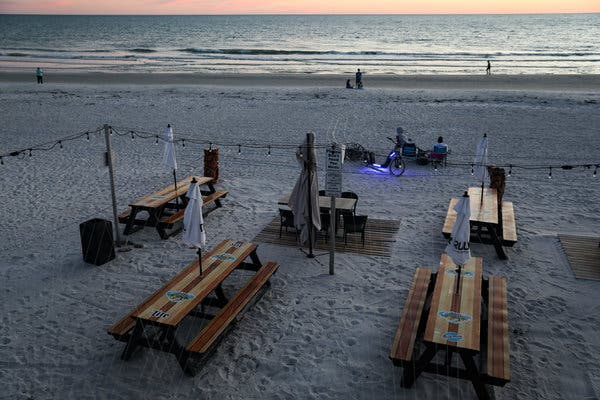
1 126 598 176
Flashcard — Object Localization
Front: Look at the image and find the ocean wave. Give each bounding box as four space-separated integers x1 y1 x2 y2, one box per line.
3 47 112 53
129 48 156 53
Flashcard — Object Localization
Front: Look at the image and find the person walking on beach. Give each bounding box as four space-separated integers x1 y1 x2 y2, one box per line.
355 68 363 88
36 67 43 84
486 60 491 75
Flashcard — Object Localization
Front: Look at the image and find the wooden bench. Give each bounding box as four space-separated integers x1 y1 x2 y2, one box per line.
389 267 433 384
182 261 279 373
483 275 510 386
156 190 229 239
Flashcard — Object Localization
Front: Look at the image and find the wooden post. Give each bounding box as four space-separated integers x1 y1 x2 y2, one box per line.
104 124 122 246
329 196 336 275
204 147 219 182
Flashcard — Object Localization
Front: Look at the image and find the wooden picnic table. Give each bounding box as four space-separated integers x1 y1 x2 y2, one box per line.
443 187 517 259
108 240 279 375
119 175 227 239
390 254 510 400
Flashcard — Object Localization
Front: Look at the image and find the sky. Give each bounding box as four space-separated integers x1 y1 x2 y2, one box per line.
1 0 599 15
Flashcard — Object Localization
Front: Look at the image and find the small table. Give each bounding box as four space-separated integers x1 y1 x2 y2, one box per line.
121 176 218 237
277 194 356 213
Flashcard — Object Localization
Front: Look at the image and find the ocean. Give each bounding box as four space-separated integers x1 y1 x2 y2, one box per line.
0 14 599 75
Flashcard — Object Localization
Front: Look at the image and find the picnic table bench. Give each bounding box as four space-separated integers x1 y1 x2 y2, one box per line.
390 255 510 400
118 175 228 239
443 187 517 259
107 240 278 375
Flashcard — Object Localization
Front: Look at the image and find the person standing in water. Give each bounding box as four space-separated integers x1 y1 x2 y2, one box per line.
36 67 43 84
486 60 491 75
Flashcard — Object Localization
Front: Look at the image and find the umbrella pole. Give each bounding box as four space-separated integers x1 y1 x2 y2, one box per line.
197 247 203 277
173 169 179 205
305 133 315 258
455 264 462 294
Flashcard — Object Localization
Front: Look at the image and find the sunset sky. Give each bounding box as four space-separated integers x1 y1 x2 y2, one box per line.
1 0 599 15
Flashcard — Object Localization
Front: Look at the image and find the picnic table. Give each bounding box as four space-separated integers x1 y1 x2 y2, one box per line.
443 187 517 259
108 240 279 375
390 254 510 400
119 175 228 239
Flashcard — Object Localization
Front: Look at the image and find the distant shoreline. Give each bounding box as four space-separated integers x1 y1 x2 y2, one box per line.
1 71 600 91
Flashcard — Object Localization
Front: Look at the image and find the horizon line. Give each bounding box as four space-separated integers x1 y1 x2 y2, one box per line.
2 12 599 16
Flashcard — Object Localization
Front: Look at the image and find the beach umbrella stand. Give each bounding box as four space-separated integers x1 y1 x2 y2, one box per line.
473 133 489 203
163 124 179 205
445 191 472 294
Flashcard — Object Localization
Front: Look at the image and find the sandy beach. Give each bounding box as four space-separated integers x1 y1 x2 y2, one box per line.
0 74 599 400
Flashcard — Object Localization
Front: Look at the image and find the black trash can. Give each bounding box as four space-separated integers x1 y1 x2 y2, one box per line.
79 218 115 266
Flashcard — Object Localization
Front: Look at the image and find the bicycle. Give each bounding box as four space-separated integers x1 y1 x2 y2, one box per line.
345 140 406 176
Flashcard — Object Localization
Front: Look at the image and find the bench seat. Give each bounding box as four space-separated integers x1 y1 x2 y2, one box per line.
483 275 510 386
186 261 279 355
390 268 432 366
118 209 131 224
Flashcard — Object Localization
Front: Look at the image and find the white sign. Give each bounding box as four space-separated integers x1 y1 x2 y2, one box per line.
325 148 343 197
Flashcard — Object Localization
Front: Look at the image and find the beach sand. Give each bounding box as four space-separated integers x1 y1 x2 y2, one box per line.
0 74 599 399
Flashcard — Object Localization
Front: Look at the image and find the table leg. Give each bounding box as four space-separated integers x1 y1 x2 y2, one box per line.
249 250 263 269
123 207 140 235
402 343 438 388
485 223 507 260
121 319 144 360
460 352 491 400
214 283 229 307
206 181 223 208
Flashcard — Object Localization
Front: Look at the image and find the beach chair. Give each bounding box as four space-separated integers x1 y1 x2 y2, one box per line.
401 143 417 158
428 144 448 167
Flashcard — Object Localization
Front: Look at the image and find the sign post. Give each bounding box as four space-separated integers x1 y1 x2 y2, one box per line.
325 145 343 275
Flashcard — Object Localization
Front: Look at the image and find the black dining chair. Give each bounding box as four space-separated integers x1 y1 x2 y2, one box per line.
342 214 368 247
279 209 297 239
340 191 359 218
317 212 331 242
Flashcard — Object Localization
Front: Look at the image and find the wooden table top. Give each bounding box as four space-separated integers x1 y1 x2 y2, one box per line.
445 187 498 227
278 194 356 212
130 176 213 209
423 254 483 351
133 240 257 327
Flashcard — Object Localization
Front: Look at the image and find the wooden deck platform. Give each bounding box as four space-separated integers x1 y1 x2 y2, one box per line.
558 234 600 281
254 217 400 257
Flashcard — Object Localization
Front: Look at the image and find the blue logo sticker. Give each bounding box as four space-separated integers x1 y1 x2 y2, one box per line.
211 253 237 262
446 270 474 278
165 291 195 303
442 332 463 342
438 311 472 324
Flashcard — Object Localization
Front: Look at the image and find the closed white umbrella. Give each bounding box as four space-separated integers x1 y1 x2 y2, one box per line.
473 133 489 202
162 124 179 203
183 178 206 276
445 191 471 293
289 132 321 257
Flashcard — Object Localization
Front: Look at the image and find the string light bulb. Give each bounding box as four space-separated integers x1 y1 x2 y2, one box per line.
86 132 90 141
238 144 241 154
182 139 185 148
29 149 32 157
508 164 512 177
548 166 552 179
131 131 135 141
593 165 598 178
209 142 212 150
155 136 159 145
0 156 3 165
59 141 63 149
470 164 474 175
268 145 271 156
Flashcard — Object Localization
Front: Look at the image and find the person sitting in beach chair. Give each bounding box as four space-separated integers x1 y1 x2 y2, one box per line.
428 136 448 167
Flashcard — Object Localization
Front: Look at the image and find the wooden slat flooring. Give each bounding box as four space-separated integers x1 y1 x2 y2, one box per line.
253 217 400 257
558 234 600 281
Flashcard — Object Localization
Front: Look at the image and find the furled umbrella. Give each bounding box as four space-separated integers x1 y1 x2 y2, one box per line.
289 132 321 258
473 133 489 202
183 178 206 276
445 191 471 294
163 124 179 204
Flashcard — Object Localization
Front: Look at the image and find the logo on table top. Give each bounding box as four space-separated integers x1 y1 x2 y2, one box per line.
438 311 472 324
151 310 170 319
442 332 463 343
445 270 474 278
165 291 195 303
211 253 236 262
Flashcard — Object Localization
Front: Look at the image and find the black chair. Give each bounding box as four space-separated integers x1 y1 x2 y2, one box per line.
343 214 368 246
279 209 297 238
340 191 359 217
318 190 326 196
317 212 331 242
